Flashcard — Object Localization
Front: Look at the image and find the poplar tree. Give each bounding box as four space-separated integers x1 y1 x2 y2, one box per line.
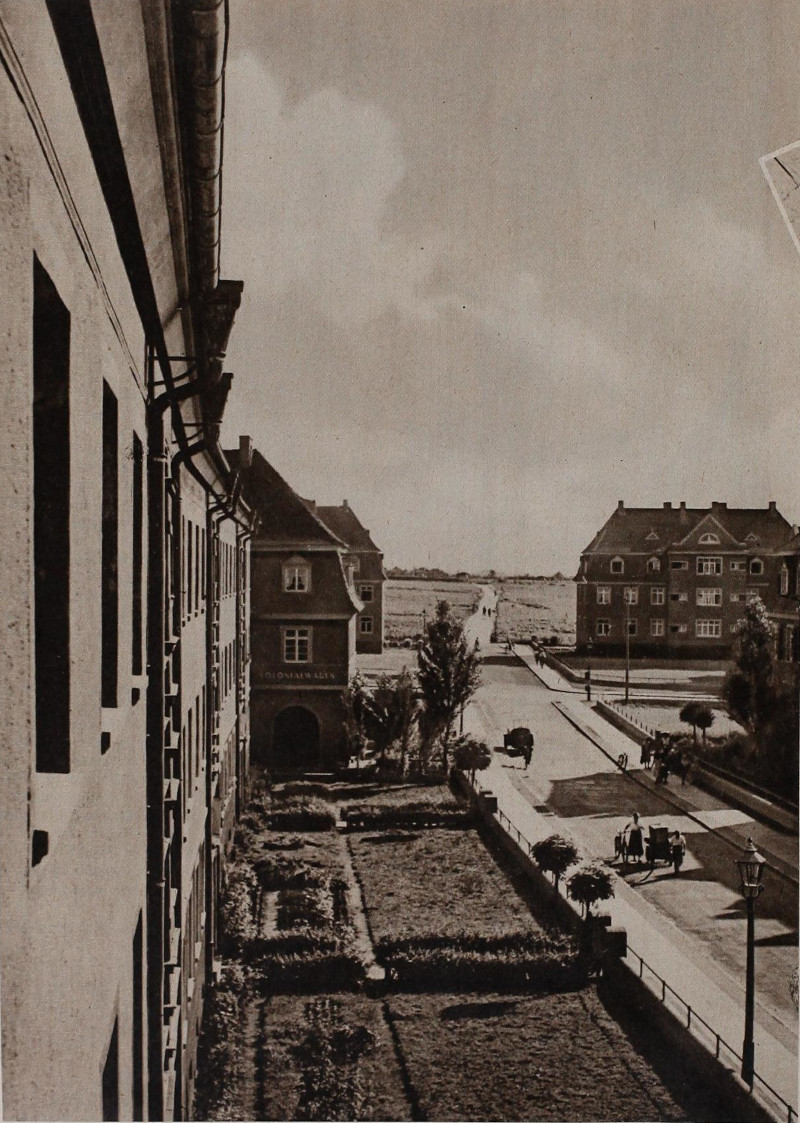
417 600 482 770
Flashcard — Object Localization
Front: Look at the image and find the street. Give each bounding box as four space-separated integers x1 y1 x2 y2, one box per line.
464 652 799 1046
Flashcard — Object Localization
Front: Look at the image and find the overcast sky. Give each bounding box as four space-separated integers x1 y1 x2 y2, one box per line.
220 0 800 575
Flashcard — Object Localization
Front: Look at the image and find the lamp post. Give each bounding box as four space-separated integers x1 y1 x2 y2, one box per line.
735 838 766 1088
585 637 593 702
624 593 631 704
422 608 427 635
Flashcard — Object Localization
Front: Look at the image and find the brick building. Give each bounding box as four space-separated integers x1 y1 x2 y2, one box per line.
307 500 386 653
575 502 795 659
234 450 362 772
770 525 800 674
0 3 253 1119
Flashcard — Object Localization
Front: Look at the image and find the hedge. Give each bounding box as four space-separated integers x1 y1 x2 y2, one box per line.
268 796 337 832
343 803 473 831
374 931 583 991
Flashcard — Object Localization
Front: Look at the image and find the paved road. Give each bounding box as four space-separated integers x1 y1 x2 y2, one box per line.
464 584 497 648
465 654 799 1042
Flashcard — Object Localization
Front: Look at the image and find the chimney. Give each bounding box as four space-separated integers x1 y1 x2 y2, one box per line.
342 499 349 510
617 500 624 512
679 501 688 521
663 502 672 509
238 434 253 469
306 499 316 515
768 501 777 515
711 501 726 512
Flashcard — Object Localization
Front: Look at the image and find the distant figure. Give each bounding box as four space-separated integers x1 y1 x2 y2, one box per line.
523 742 533 769
640 738 652 769
624 812 644 864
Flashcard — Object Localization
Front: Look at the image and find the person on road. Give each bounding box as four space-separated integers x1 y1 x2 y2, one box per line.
624 812 644 864
522 740 533 769
640 738 652 769
670 830 686 872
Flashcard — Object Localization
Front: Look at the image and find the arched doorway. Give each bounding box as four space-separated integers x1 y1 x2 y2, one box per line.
273 706 320 772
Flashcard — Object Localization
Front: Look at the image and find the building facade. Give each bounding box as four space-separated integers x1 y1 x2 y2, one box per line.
236 451 362 772
0 3 253 1120
770 526 800 680
575 502 795 659
310 500 386 654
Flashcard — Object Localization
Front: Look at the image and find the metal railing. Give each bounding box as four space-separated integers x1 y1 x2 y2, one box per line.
489 802 797 1123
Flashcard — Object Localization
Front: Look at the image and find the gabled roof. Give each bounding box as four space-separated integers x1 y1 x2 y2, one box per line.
582 503 793 554
225 448 346 548
312 503 382 553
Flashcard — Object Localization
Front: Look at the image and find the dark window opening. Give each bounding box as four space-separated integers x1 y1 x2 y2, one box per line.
102 1017 119 1122
131 433 143 675
102 381 118 707
132 913 144 1121
33 256 71 773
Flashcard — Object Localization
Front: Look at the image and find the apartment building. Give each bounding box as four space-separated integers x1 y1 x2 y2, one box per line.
576 501 795 658
307 500 386 653
234 450 362 772
0 3 253 1119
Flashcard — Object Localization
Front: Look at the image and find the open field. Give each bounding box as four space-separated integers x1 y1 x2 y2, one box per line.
622 701 742 737
349 827 541 941
385 579 481 643
386 988 693 1122
496 579 575 644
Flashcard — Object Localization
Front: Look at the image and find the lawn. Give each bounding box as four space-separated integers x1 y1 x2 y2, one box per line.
385 579 481 642
349 827 540 941
386 989 693 1121
495 579 575 644
622 702 742 738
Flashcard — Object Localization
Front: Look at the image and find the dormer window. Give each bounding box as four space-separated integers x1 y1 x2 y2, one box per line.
645 530 659 542
647 557 661 573
610 557 624 574
746 533 759 545
750 558 763 576
283 557 311 592
699 533 720 545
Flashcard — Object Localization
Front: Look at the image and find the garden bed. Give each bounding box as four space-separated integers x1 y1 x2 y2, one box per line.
385 989 692 1121
349 827 541 942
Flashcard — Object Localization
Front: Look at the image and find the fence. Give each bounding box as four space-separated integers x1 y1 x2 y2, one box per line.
490 803 796 1123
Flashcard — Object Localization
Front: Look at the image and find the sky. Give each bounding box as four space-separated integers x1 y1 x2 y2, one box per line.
220 0 800 575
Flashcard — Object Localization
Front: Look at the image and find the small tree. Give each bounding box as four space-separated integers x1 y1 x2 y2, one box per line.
342 673 372 762
531 834 579 894
451 734 492 786
567 865 615 918
694 703 715 743
722 598 776 735
364 671 418 769
679 700 701 744
417 600 482 770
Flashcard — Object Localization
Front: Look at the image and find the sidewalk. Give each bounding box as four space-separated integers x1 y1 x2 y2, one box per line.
479 760 799 1123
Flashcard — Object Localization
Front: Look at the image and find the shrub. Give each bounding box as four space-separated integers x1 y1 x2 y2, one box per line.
193 964 250 1120
268 796 337 832
531 834 579 891
293 998 376 1120
374 931 582 991
220 863 259 955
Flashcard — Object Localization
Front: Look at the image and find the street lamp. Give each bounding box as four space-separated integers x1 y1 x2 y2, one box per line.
624 593 631 704
585 637 594 702
422 608 427 635
735 838 766 1088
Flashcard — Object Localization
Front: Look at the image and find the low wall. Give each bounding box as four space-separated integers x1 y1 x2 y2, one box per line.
596 701 799 834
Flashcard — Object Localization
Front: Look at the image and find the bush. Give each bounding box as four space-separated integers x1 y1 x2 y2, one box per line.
293 998 376 1120
567 865 615 917
220 863 259 955
343 801 473 831
374 931 582 991
193 964 250 1120
269 796 337 832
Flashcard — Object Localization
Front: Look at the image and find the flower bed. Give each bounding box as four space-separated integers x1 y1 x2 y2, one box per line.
376 931 581 991
343 802 473 831
349 827 541 941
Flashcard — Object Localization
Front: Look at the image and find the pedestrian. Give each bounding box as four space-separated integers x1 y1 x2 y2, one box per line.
523 741 533 770
624 812 644 864
680 749 692 786
640 738 652 769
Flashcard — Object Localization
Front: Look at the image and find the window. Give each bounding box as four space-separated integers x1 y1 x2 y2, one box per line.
102 382 119 708
696 619 722 638
284 627 311 662
283 559 311 592
780 567 789 596
33 257 71 773
647 557 661 573
730 560 746 572
359 584 374 602
696 588 722 607
596 586 611 605
745 589 760 603
699 532 720 545
360 616 373 634
670 623 688 634
131 433 143 677
730 593 743 603
651 619 665 637
596 620 611 636
610 557 624 574
623 586 638 606
626 619 638 636
670 591 688 603
671 559 688 570
697 556 722 575
750 558 763 576
651 587 665 605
